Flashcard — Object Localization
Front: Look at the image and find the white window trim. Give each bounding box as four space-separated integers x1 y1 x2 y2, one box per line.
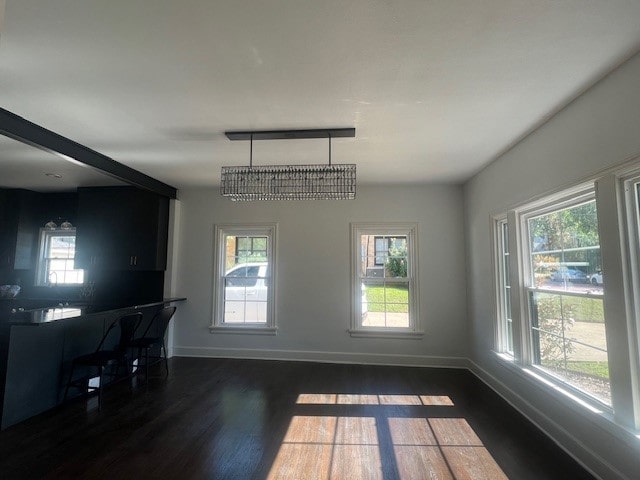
492 215 513 356
35 228 84 287
513 185 617 413
349 222 422 338
518 188 596 295
612 170 640 429
490 163 640 441
210 223 277 335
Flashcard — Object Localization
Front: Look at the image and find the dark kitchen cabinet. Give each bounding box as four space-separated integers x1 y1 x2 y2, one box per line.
0 189 38 270
75 187 169 271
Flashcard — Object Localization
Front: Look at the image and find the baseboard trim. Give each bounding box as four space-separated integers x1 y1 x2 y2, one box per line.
468 360 627 480
172 346 470 369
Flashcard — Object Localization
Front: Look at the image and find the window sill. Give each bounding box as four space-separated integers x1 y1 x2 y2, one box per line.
491 351 640 449
348 329 424 339
492 351 611 412
493 351 515 363
209 326 277 335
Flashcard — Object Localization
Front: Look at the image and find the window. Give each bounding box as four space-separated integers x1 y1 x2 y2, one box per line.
374 236 406 266
521 191 610 405
494 217 513 355
36 229 84 286
211 224 277 334
374 236 386 266
350 223 420 337
494 170 640 433
235 236 268 263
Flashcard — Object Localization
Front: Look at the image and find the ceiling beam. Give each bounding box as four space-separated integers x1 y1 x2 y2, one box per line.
0 108 177 199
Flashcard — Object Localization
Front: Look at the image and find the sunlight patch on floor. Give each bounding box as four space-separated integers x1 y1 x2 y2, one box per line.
268 416 382 480
268 413 508 479
296 393 454 406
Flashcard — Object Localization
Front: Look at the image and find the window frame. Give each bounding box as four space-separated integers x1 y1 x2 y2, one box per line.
615 170 640 429
492 169 640 440
210 223 277 335
35 228 84 287
235 236 268 263
493 215 514 356
349 222 421 338
515 185 613 408
373 236 387 266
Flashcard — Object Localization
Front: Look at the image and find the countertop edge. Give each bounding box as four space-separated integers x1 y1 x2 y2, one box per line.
2 297 187 326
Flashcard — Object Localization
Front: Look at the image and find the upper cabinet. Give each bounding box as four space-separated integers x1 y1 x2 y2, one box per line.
75 187 169 271
0 189 39 270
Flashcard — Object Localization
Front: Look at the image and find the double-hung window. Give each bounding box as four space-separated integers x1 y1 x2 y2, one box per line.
211 224 277 334
493 168 640 431
350 223 421 337
36 229 84 286
520 190 610 405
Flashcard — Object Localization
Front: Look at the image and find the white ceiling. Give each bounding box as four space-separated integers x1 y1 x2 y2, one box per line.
1 1 640 189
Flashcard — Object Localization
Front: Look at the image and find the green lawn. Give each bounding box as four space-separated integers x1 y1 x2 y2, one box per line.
536 292 604 323
564 296 604 323
544 360 609 379
365 285 408 313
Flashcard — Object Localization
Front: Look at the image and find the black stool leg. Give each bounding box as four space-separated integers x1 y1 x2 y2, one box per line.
163 339 169 376
132 347 140 376
98 366 104 409
145 347 150 380
63 361 76 401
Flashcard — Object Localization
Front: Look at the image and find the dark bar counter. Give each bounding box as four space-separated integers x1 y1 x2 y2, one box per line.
3 298 186 326
0 298 185 429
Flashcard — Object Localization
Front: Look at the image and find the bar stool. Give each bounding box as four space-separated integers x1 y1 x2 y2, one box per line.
129 306 176 380
64 312 142 408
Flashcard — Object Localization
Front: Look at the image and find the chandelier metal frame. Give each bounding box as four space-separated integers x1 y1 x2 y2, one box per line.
221 128 356 201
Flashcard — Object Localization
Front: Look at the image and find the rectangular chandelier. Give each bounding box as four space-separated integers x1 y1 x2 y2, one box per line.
221 164 356 201
221 128 356 201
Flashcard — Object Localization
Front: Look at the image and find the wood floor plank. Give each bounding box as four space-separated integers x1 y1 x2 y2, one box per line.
442 446 509 480
267 444 333 480
388 417 437 446
296 393 337 404
393 445 454 480
428 417 484 446
335 416 378 445
336 394 379 405
419 395 454 406
330 444 383 480
283 415 337 444
378 394 422 405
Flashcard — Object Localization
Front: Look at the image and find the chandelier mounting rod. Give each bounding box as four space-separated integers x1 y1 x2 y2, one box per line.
225 128 355 141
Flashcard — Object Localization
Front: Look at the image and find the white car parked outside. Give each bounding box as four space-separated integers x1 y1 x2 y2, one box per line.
224 262 269 323
589 271 603 286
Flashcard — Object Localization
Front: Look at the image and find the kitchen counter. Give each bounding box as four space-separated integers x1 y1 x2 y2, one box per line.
0 297 185 429
2 297 186 326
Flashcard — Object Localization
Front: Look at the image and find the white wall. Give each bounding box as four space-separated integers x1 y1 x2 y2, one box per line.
173 184 468 366
464 52 640 479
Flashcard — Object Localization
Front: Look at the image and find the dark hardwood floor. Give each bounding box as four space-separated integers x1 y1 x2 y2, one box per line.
0 358 595 479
